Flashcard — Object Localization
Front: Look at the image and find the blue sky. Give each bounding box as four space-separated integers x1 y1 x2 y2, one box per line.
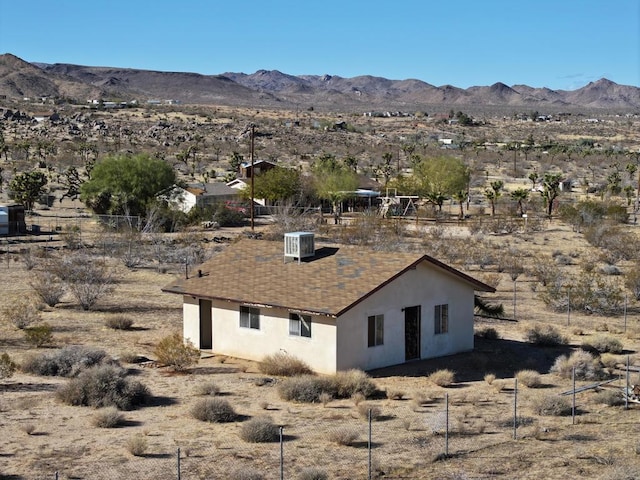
1 0 638 90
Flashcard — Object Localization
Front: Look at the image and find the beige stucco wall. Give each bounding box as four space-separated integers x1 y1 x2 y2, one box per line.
182 296 338 374
336 262 475 371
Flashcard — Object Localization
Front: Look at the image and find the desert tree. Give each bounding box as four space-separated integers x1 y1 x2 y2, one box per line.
484 180 504 216
540 172 562 218
413 155 470 212
452 190 467 220
510 188 530 216
311 153 358 223
246 166 301 204
9 170 48 211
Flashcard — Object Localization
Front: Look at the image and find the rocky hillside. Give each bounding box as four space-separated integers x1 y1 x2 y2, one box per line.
1 53 638 111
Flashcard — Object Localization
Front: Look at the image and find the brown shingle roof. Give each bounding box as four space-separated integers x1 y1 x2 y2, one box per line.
162 239 494 317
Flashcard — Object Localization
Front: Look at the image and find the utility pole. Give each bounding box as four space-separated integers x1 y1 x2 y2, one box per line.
250 124 255 232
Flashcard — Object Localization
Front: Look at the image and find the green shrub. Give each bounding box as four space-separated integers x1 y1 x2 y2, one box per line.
191 398 237 423
105 315 134 330
239 416 280 443
298 467 328 480
24 323 54 348
428 369 455 387
56 365 149 410
22 346 110 377
532 395 573 416
582 335 623 354
515 369 542 388
259 352 313 377
327 427 359 446
126 434 148 456
524 324 568 346
0 352 17 379
550 350 607 381
92 406 125 428
154 333 200 371
194 381 220 396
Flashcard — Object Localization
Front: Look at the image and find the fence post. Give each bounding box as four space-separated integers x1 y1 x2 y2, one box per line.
572 367 576 425
177 447 181 480
54 472 58 480
279 426 284 480
513 378 518 440
368 408 372 480
445 393 449 456
625 355 630 411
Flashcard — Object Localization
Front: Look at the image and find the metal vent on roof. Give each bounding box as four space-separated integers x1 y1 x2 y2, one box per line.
284 232 315 263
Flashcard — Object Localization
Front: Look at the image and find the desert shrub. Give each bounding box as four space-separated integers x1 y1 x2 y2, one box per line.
515 370 542 388
24 323 54 347
352 392 365 406
428 369 455 387
600 264 621 276
484 373 496 385
532 395 572 416
239 416 280 443
29 270 66 307
20 424 36 435
0 353 17 379
1 296 41 329
229 468 264 480
550 350 607 381
92 406 124 428
330 369 377 398
258 352 313 377
50 253 115 310
126 434 148 456
105 315 134 330
191 397 237 422
327 427 359 446
357 403 381 420
194 381 220 396
386 389 404 400
278 375 332 403
298 467 328 480
625 265 640 301
154 333 200 371
582 335 623 354
319 392 333 406
22 345 110 377
475 326 500 339
592 389 624 406
56 365 149 410
524 324 568 346
599 353 620 369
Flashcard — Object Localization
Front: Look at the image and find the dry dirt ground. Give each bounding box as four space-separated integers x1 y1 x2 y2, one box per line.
1 204 639 480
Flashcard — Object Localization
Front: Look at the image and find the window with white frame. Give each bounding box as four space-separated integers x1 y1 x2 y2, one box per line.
240 306 260 330
289 313 312 338
434 304 448 334
367 314 384 347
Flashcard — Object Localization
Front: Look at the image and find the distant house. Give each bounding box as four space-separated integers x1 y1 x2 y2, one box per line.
160 183 240 213
239 159 277 179
0 204 26 235
163 234 495 374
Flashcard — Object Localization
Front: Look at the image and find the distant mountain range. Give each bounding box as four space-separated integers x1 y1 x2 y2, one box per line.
1 53 638 111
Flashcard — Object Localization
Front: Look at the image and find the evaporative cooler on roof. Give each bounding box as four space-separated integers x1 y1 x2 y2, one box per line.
284 232 315 263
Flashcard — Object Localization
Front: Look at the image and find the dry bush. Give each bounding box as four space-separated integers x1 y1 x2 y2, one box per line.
0 353 17 379
592 389 624 406
515 370 542 388
126 434 148 456
230 468 264 480
532 395 573 416
550 350 607 381
24 323 54 347
298 467 328 480
239 416 280 443
29 270 66 307
327 427 359 446
475 326 500 339
484 373 496 385
357 403 381 420
154 333 200 371
352 392 365 406
191 398 237 423
319 392 333 407
524 324 568 346
92 406 124 428
600 353 621 369
386 389 404 400
22 345 111 377
582 335 623 354
56 365 149 410
20 424 36 435
428 369 455 387
50 252 115 310
194 381 220 396
277 375 332 403
331 369 377 398
105 315 134 330
1 296 41 329
258 352 313 377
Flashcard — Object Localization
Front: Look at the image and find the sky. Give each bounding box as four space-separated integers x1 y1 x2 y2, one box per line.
0 0 638 90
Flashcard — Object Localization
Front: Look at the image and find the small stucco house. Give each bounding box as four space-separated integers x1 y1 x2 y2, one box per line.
160 183 241 213
162 234 494 374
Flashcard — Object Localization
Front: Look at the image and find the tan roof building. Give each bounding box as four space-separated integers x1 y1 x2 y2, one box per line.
163 235 494 373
